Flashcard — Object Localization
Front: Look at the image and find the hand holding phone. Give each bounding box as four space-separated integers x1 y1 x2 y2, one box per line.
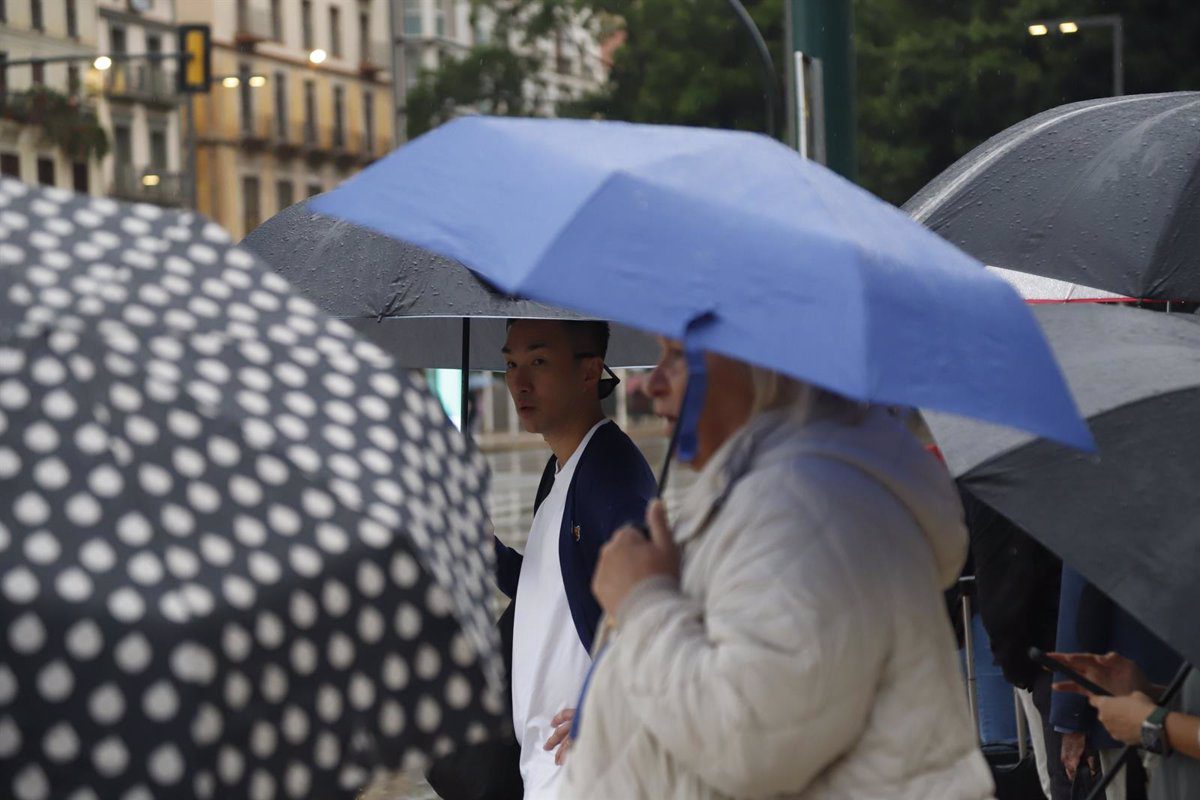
1029 647 1113 696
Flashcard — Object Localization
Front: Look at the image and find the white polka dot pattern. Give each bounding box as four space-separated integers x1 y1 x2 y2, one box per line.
0 178 503 798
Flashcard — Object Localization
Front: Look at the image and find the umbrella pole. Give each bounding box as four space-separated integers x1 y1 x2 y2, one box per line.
1083 662 1194 800
460 318 471 434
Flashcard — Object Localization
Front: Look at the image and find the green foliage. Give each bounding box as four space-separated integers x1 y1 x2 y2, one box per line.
410 0 1200 203
407 44 542 138
562 0 784 135
1 87 110 161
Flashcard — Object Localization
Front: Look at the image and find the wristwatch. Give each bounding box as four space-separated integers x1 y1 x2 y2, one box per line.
1141 706 1172 755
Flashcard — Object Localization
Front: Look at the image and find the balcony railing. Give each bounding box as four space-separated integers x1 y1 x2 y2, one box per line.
239 113 275 148
236 6 274 45
359 40 391 77
111 170 186 207
103 64 177 106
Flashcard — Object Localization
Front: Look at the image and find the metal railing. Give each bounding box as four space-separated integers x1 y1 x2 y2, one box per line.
103 63 177 105
111 170 186 207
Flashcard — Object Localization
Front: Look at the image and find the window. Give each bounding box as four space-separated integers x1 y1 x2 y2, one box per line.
113 124 133 167
301 0 313 49
66 0 78 38
236 0 249 32
36 158 55 187
332 85 345 147
363 90 375 153
304 80 316 142
0 153 19 179
0 0 6 24
435 0 445 36
242 176 261 234
31 0 43 31
110 27 127 54
329 7 342 58
359 10 370 64
0 52 6 97
67 65 80 94
239 62 253 133
403 0 421 36
404 49 421 89
271 0 283 41
147 34 162 89
31 60 44 86
150 129 167 168
306 182 322 198
274 71 288 139
276 179 294 211
72 162 88 194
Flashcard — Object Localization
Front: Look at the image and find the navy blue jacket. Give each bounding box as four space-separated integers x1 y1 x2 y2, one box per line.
494 421 656 654
1050 565 1181 747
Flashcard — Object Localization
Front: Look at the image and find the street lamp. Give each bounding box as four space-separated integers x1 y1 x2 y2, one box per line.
308 49 328 65
93 55 113 71
1027 15 1123 96
217 73 267 88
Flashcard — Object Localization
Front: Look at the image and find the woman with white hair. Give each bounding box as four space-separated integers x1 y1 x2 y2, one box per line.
555 338 996 799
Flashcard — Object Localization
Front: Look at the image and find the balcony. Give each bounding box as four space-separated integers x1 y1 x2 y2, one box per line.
359 40 391 79
239 113 272 148
103 64 177 108
235 6 274 48
111 170 186 207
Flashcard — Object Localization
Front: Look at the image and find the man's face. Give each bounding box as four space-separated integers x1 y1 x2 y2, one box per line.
502 320 599 436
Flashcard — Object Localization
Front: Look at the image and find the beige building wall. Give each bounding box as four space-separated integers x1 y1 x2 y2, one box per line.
178 0 394 240
0 0 103 194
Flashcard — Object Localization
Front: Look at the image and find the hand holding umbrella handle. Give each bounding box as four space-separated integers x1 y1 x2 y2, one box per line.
1083 662 1194 800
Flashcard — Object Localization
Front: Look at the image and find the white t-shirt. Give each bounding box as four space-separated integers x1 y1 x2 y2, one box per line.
511 419 609 800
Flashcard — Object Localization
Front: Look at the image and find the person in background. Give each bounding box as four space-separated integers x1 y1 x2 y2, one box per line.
1053 651 1200 800
558 338 994 799
963 490 1071 799
495 319 656 800
1053 567 1180 800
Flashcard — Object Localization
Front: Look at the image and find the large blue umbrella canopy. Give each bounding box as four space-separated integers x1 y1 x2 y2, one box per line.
311 117 1091 449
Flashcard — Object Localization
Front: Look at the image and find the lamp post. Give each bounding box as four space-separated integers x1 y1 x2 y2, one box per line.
1028 15 1124 97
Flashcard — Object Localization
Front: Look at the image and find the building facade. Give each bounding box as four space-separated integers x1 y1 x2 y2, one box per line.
389 0 608 142
0 0 103 194
94 0 186 207
177 0 395 241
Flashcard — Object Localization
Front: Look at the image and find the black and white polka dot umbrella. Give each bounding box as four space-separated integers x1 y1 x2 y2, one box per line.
0 178 506 800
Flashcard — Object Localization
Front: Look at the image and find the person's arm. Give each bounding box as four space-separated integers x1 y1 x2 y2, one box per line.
596 495 880 798
1088 693 1200 761
1166 711 1200 760
494 537 522 599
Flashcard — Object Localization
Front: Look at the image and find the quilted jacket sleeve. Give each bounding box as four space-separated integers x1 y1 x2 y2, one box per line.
605 479 886 798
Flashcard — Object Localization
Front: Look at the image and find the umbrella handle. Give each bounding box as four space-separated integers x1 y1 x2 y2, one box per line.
1082 662 1194 800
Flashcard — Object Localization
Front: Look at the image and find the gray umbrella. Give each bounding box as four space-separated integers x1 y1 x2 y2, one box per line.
905 92 1200 301
240 201 659 406
926 303 1200 668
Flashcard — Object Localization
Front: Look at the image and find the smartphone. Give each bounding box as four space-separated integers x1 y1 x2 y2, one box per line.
1028 647 1112 697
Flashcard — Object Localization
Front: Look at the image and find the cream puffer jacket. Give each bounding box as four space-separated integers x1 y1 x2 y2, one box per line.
560 407 995 800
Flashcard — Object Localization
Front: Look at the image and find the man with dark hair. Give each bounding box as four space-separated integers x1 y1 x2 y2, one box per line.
494 318 655 799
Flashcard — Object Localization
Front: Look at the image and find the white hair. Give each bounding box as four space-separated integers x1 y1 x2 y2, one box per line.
748 365 869 427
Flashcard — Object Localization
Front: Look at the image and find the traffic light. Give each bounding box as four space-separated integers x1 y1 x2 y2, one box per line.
177 24 211 94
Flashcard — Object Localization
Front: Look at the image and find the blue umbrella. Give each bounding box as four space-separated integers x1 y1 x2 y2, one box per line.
311 117 1091 450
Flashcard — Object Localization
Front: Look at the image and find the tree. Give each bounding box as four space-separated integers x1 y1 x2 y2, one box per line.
410 0 1200 203
562 0 784 135
407 44 541 138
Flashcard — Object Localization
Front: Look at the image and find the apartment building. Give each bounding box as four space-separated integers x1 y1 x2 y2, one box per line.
177 0 395 240
0 0 103 193
94 0 185 206
390 0 608 142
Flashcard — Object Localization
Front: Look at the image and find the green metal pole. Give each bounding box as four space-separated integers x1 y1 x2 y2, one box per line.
788 0 856 181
